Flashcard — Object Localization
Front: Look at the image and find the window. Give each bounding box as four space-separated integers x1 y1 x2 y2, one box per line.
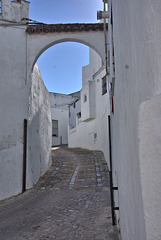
102 76 107 95
94 133 97 139
77 112 81 119
84 94 87 102
52 120 58 137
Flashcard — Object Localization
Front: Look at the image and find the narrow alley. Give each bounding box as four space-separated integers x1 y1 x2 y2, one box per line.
0 147 119 240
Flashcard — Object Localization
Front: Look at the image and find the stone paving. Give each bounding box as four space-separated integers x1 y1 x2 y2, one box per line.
0 146 119 240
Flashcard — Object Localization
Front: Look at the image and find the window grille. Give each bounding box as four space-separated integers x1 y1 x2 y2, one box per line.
102 76 107 95
52 120 58 137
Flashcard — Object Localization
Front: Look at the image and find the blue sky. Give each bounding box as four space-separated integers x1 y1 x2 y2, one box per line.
29 0 103 94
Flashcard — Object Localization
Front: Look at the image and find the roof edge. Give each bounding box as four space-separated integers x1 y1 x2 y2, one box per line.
26 23 108 34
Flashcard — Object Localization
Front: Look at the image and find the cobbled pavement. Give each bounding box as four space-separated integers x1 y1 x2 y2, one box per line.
0 146 119 240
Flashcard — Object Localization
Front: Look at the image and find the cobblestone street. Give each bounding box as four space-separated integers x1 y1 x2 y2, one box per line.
0 147 119 240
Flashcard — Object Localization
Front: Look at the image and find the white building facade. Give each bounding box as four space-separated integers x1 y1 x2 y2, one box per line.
50 92 80 146
68 48 110 165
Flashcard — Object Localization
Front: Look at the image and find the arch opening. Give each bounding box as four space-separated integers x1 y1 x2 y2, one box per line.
31 40 104 95
27 32 109 190
29 39 104 147
36 42 90 94
31 38 104 74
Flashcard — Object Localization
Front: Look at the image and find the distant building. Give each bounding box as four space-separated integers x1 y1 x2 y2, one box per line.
68 48 110 164
49 92 80 146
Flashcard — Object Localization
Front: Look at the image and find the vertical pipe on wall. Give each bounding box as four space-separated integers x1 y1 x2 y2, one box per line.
22 119 27 193
103 0 108 76
108 115 115 225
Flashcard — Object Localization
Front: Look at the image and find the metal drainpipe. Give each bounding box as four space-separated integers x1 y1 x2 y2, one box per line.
108 115 119 226
22 119 27 193
103 1 108 76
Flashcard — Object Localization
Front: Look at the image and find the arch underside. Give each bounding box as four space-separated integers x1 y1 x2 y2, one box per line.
33 38 104 71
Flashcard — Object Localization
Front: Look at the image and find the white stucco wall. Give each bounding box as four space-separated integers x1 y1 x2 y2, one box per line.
109 0 161 239
94 68 110 166
81 81 95 121
0 24 29 200
0 0 29 22
139 94 161 240
69 99 81 129
68 118 98 150
26 63 52 188
68 71 109 156
82 48 102 87
68 49 110 163
0 0 52 199
51 108 69 146
50 92 79 111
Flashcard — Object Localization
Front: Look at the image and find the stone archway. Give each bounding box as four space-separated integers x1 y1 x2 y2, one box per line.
26 23 107 77
26 23 107 191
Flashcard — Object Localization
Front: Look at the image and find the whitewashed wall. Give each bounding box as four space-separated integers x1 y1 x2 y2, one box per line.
68 49 110 165
69 99 81 129
26 64 52 188
0 25 29 200
109 0 161 239
0 1 52 200
0 0 29 22
68 118 98 150
94 68 110 167
68 67 109 161
82 48 102 87
81 81 95 121
0 29 52 200
51 108 69 146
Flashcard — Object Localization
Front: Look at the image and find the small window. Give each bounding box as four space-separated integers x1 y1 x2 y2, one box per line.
102 76 107 95
94 133 97 139
77 112 81 119
52 120 58 137
84 94 87 102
